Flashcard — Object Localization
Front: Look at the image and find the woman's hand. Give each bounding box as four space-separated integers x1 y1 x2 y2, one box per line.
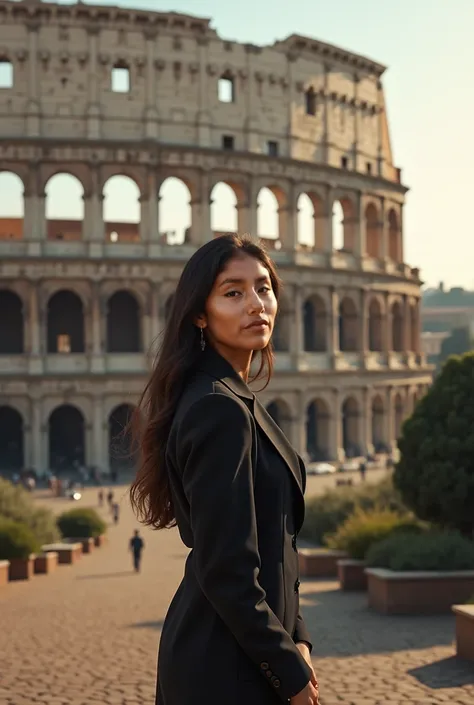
290 643 319 705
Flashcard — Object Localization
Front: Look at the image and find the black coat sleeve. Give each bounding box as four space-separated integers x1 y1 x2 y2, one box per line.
293 453 313 653
177 393 312 703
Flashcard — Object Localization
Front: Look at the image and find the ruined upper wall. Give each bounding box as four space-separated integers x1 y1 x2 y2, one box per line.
0 0 399 183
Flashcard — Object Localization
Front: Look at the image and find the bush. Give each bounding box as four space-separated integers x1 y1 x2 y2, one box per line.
0 518 41 560
325 509 424 560
300 477 408 546
366 531 474 572
57 508 107 539
394 352 474 537
0 478 59 544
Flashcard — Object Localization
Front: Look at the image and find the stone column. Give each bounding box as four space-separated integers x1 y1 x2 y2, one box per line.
278 181 298 252
354 191 365 259
141 169 159 242
380 196 389 260
385 386 395 452
92 397 108 473
84 166 104 243
28 284 43 374
236 175 258 236
316 186 334 254
149 281 162 357
384 294 392 354
290 285 303 365
89 285 105 373
361 386 373 456
197 37 211 148
31 399 43 471
328 287 339 362
144 29 159 138
361 289 369 365
403 296 411 353
295 392 307 458
86 26 101 139
26 21 40 136
329 388 343 462
190 171 212 245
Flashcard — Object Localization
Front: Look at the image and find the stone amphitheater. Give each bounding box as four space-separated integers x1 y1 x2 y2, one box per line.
0 0 432 475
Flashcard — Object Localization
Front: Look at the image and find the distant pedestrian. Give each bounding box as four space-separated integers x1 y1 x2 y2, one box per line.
107 489 114 510
112 502 120 524
129 530 144 573
98 489 104 507
359 460 367 482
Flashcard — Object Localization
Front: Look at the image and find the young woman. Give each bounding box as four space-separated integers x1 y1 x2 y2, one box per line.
130 234 319 705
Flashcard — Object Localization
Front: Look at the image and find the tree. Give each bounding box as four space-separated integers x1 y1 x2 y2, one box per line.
394 352 474 538
438 326 473 367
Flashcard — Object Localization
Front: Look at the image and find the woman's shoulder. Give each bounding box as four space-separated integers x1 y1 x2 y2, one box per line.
173 375 251 431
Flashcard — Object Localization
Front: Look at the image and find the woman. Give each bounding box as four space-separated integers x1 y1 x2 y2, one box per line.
130 234 319 705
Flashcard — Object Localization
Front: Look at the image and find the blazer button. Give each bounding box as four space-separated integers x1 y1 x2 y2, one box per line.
294 578 300 593
266 670 273 678
273 679 281 688
260 661 269 670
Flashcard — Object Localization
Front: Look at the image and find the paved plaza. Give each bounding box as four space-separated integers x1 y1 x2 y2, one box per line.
0 479 473 705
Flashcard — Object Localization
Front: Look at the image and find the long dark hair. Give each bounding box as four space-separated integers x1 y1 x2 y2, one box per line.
129 234 282 530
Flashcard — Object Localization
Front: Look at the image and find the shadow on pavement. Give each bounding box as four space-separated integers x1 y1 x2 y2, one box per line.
127 620 165 630
301 582 457 657
408 656 474 688
76 571 135 579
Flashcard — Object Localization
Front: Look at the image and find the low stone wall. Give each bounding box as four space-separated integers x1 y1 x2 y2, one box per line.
41 542 83 564
366 568 474 614
338 559 367 591
34 552 58 574
453 605 474 661
8 556 35 581
299 548 347 578
0 560 9 587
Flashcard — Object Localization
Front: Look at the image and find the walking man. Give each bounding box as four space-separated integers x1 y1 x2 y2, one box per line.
129 530 144 573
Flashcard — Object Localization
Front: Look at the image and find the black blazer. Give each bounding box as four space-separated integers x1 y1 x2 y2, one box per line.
156 347 313 705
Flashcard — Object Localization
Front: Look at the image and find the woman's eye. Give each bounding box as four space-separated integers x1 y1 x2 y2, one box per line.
260 286 271 294
225 290 240 297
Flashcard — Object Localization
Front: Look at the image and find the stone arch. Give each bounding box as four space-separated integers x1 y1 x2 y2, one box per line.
108 403 136 474
371 394 386 452
0 406 24 471
210 181 238 235
388 209 400 261
368 298 383 352
0 170 24 240
106 290 141 353
103 174 141 243
45 173 84 241
266 398 291 438
159 176 192 245
303 294 327 352
391 301 404 352
394 392 405 440
306 398 330 461
342 396 359 457
257 186 285 242
47 290 85 353
332 197 356 252
339 296 359 352
48 404 85 472
0 289 24 353
273 294 291 352
365 202 381 258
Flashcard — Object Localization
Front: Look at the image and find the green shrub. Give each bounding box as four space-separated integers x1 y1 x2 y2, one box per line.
0 478 59 544
0 518 41 560
57 508 107 539
366 531 474 571
325 508 424 560
300 476 408 546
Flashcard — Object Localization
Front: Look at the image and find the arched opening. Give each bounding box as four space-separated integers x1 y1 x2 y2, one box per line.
0 406 23 471
388 209 400 261
49 405 85 472
303 295 327 352
106 290 141 353
46 173 84 241
394 393 404 441
410 303 418 352
365 203 381 258
0 290 24 353
339 297 358 352
297 193 315 248
266 399 291 438
211 182 238 236
306 399 330 461
371 395 385 452
368 298 383 352
273 296 290 352
257 187 279 240
47 290 84 353
342 397 359 457
0 171 24 240
103 175 141 242
391 301 404 352
109 403 136 475
332 198 355 252
159 177 192 245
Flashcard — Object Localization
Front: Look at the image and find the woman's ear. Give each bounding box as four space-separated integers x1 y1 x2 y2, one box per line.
194 314 207 329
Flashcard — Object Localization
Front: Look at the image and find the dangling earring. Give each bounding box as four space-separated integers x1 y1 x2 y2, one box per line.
200 326 206 351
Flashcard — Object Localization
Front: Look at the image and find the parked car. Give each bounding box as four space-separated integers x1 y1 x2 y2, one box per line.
307 462 336 476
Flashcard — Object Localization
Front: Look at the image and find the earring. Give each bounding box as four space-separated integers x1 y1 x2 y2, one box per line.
200 327 206 351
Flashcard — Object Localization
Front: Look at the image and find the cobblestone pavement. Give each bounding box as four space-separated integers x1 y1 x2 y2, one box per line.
0 484 473 705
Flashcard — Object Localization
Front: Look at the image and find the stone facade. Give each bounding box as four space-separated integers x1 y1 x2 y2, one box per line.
0 0 432 474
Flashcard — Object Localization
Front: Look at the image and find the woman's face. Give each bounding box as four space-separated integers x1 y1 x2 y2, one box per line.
199 253 278 355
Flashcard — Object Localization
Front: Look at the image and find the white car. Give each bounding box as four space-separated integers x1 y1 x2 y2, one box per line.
307 462 336 476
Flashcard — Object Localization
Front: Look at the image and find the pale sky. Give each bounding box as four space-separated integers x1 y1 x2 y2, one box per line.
2 0 473 289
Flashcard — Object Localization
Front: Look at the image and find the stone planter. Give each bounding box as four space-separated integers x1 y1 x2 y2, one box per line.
8 555 35 581
79 537 94 554
94 534 107 548
338 559 367 591
0 560 9 587
452 605 474 661
41 542 82 565
299 548 348 578
366 568 474 615
34 551 58 575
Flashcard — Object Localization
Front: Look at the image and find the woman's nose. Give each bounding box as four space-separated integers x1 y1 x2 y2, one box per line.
248 291 265 313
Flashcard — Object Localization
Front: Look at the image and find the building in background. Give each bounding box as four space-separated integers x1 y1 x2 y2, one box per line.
0 0 432 474
421 284 474 365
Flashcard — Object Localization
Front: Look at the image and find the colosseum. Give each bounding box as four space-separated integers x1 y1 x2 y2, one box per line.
0 0 432 476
